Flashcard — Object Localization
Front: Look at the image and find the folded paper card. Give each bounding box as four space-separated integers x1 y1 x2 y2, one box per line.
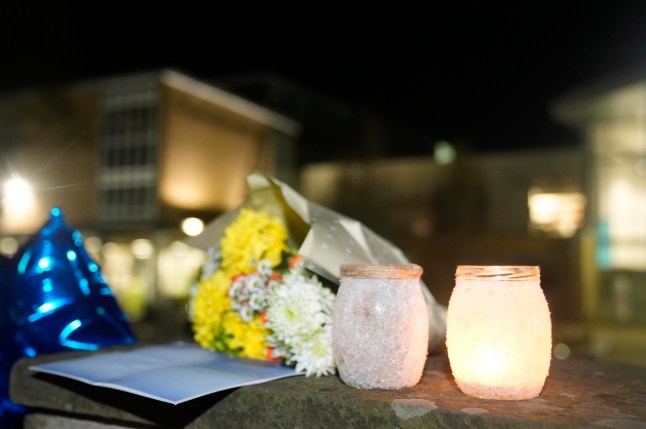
30 342 302 405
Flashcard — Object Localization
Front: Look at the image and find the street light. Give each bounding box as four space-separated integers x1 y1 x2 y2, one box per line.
181 217 204 237
1 175 39 234
4 176 34 210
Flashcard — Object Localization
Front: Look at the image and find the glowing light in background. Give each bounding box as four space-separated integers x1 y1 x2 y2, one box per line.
4 176 33 210
0 237 18 255
84 236 102 253
157 240 205 297
101 242 120 259
528 188 586 237
181 217 205 237
1 175 42 233
131 239 154 260
99 241 146 319
433 140 456 165
553 343 571 360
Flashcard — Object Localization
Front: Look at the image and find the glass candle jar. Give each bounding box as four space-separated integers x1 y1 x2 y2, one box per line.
332 264 429 390
446 266 552 400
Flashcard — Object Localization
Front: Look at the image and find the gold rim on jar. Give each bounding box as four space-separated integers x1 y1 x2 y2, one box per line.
341 264 423 279
455 265 539 280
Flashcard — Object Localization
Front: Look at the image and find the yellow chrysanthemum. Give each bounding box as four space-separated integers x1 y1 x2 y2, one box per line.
222 311 270 360
220 209 288 277
192 270 232 349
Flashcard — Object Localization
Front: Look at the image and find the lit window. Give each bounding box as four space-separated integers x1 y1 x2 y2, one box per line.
528 188 586 237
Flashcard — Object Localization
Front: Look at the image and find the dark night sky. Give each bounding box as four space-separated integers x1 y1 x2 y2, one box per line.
3 2 646 155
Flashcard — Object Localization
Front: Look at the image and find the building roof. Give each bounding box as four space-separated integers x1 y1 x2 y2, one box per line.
551 64 646 127
160 70 300 136
0 69 301 137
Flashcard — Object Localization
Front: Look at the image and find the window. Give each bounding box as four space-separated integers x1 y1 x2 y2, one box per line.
99 78 159 224
528 187 586 238
592 120 646 270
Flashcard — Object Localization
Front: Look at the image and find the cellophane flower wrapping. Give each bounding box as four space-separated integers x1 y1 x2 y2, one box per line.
188 172 446 377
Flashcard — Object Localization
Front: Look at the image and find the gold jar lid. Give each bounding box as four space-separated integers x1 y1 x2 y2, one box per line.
455 265 539 280
341 264 423 279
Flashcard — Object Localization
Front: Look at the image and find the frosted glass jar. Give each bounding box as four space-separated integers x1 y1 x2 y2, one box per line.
332 264 429 389
446 265 552 400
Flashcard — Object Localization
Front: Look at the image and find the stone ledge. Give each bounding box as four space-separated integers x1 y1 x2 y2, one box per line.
10 345 646 428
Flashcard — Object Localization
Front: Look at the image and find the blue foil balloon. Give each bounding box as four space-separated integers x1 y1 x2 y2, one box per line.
8 208 136 356
1 209 136 428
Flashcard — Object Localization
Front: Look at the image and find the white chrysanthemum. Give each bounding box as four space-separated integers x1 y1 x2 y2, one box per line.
317 284 335 316
281 265 308 286
267 334 291 361
265 265 336 377
292 326 335 377
266 281 328 342
281 266 334 313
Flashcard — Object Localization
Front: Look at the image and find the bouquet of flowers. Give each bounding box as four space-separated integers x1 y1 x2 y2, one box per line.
188 172 447 377
190 208 336 376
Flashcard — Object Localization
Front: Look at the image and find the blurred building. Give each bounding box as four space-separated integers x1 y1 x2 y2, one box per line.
301 147 585 320
218 72 417 164
296 69 646 366
3 67 645 366
553 72 646 365
0 69 300 340
216 73 359 165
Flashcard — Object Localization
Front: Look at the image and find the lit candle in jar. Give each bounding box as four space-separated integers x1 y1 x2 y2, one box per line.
446 265 551 400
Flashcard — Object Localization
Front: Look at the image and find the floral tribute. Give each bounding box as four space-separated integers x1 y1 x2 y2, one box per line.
190 208 336 376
